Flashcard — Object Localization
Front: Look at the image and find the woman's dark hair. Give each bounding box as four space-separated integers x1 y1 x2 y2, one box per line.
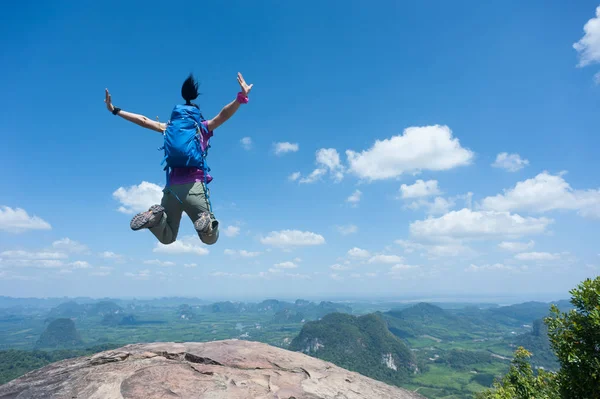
181 74 200 106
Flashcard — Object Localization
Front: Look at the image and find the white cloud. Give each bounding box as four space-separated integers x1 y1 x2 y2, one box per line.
299 148 345 183
52 238 88 254
0 250 67 260
574 6 600 67
125 269 151 280
209 271 268 279
268 268 282 273
240 137 252 150
498 240 535 252
595 72 600 85
70 261 92 269
288 172 301 182
330 264 349 271
514 252 560 261
153 236 209 256
368 254 404 264
274 142 299 155
330 273 343 280
365 272 378 277
400 180 441 199
0 206 51 233
390 264 419 271
99 251 124 261
345 125 473 181
491 153 529 172
406 196 455 216
143 259 176 267
112 181 163 214
298 168 327 184
480 171 600 219
347 247 370 258
184 263 197 268
274 261 298 269
260 230 325 247
410 209 553 240
347 190 362 204
90 266 113 277
223 226 240 237
336 224 358 235
466 263 514 272
224 249 262 257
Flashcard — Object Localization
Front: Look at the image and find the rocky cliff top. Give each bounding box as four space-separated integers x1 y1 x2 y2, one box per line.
0 339 425 399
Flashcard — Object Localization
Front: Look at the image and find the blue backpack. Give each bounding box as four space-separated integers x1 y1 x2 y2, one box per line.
160 104 211 187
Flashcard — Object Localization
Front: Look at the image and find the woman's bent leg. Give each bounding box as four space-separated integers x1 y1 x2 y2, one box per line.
147 188 184 244
184 182 220 245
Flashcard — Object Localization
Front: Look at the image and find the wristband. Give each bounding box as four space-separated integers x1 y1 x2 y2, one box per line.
236 92 249 104
112 107 121 115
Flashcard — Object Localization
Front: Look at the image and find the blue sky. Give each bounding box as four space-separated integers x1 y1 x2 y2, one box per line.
1 0 599 302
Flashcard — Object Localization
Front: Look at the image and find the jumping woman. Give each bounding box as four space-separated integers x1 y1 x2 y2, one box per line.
104 72 253 246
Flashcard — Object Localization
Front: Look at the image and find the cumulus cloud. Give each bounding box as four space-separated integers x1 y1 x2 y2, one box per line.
223 226 240 237
184 263 197 268
395 239 473 258
406 196 455 216
345 125 473 181
69 261 91 269
498 240 535 252
125 269 151 280
336 224 358 235
0 250 67 260
465 263 515 272
347 247 370 258
224 249 262 257
514 252 561 261
260 230 325 247
274 142 299 155
492 153 529 172
99 251 124 260
330 264 349 271
90 266 113 277
400 180 441 199
288 172 301 182
240 137 252 150
298 148 344 183
274 261 298 269
153 236 209 256
143 259 176 267
368 254 404 264
480 171 600 219
52 238 88 254
574 6 600 67
409 209 553 240
347 190 362 204
0 206 51 233
112 181 163 214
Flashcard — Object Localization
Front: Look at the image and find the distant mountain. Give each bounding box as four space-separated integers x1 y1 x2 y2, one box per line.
512 319 558 370
289 312 418 387
47 301 123 320
177 304 196 320
488 301 568 323
384 303 473 340
35 318 83 349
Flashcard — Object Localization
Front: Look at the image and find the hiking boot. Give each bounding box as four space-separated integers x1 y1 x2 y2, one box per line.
194 212 212 233
130 205 164 231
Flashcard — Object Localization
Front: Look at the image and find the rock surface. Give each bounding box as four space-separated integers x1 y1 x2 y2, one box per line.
0 339 426 399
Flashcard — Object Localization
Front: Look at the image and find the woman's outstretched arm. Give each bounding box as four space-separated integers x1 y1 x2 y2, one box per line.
206 73 253 132
104 89 165 133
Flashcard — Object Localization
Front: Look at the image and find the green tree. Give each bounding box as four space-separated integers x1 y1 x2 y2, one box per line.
545 276 600 399
475 347 559 399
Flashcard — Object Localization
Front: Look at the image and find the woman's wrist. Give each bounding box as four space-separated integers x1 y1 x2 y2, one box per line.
236 92 249 104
